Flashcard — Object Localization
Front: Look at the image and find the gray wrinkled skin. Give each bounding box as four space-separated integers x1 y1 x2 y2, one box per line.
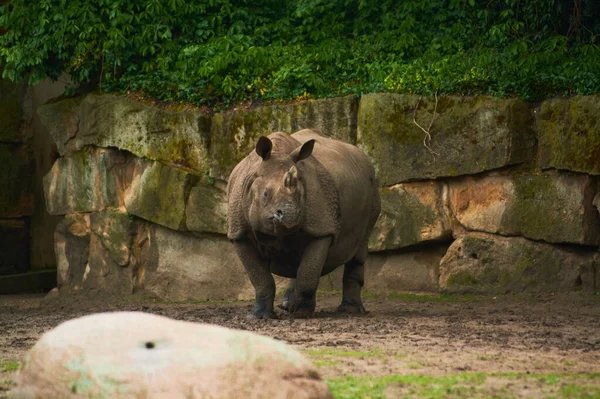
227 129 381 319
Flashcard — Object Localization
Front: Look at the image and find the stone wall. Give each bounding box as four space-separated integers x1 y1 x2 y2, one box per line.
36 92 600 299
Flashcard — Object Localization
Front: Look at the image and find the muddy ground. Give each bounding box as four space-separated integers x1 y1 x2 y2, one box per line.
1 291 600 398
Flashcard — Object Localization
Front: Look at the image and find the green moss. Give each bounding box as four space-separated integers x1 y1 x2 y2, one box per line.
447 271 478 287
0 360 20 372
358 94 535 185
369 184 438 250
305 348 384 358
501 174 569 242
386 292 483 302
538 97 600 175
125 161 192 231
327 373 600 399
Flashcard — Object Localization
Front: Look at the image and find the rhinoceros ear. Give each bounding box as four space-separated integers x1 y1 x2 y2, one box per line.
255 136 272 161
291 139 315 163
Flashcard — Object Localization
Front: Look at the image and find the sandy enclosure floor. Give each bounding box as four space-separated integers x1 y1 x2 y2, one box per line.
1 291 600 397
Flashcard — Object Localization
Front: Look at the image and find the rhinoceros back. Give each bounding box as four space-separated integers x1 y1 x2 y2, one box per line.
292 129 380 267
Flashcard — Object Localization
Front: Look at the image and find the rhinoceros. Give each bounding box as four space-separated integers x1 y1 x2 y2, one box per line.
227 129 380 318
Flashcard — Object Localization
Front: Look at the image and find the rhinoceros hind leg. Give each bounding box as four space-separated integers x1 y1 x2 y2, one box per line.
337 258 366 314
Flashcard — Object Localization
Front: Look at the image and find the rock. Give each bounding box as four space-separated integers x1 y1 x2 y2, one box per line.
186 183 228 235
45 287 59 299
0 219 29 275
0 79 25 143
124 160 195 231
43 148 127 215
141 225 255 301
11 312 332 399
368 181 451 251
0 144 34 218
449 171 600 245
77 210 136 295
439 233 598 294
209 96 357 179
54 214 90 290
365 245 447 293
90 210 134 267
537 96 600 175
594 193 600 215
38 93 212 171
357 94 536 185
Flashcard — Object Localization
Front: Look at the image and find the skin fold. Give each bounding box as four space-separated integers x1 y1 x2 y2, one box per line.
227 129 381 319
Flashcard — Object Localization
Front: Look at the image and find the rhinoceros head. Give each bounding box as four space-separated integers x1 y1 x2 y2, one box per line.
248 136 316 237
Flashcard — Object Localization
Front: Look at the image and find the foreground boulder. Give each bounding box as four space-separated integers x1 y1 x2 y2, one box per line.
11 312 332 399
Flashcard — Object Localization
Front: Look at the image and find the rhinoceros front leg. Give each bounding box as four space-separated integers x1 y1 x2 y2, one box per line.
291 236 332 318
234 240 277 319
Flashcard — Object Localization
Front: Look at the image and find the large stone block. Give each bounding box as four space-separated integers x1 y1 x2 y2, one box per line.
141 226 254 301
365 246 447 293
54 214 90 290
84 211 134 294
186 183 228 235
0 144 34 218
43 148 126 215
439 233 598 294
449 171 600 245
357 94 536 185
38 93 211 171
368 181 451 252
537 96 600 175
124 160 197 231
209 96 357 179
0 219 29 275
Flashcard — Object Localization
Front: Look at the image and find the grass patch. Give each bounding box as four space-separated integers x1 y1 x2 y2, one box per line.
0 361 19 373
305 348 384 359
386 292 483 303
327 373 600 399
313 359 342 368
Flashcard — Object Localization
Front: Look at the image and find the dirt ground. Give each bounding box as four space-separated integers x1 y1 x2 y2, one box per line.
2 291 600 398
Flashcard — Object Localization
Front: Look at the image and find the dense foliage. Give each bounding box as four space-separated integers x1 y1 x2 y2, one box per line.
1 0 599 106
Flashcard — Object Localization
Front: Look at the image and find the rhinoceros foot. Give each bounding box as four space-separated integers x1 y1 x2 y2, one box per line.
247 304 279 319
292 308 314 319
337 301 367 314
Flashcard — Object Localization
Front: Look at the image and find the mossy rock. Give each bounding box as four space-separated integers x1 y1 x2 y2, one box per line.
43 147 122 215
537 96 600 175
90 210 134 267
357 94 536 186
501 172 600 245
186 184 228 235
209 96 358 180
449 171 600 245
368 181 451 251
439 233 597 294
124 160 197 231
54 214 91 289
38 93 212 171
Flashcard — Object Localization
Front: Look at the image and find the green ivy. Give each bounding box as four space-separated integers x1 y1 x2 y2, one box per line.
0 0 598 105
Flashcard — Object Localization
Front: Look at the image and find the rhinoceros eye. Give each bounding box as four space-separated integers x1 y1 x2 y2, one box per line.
263 189 270 199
